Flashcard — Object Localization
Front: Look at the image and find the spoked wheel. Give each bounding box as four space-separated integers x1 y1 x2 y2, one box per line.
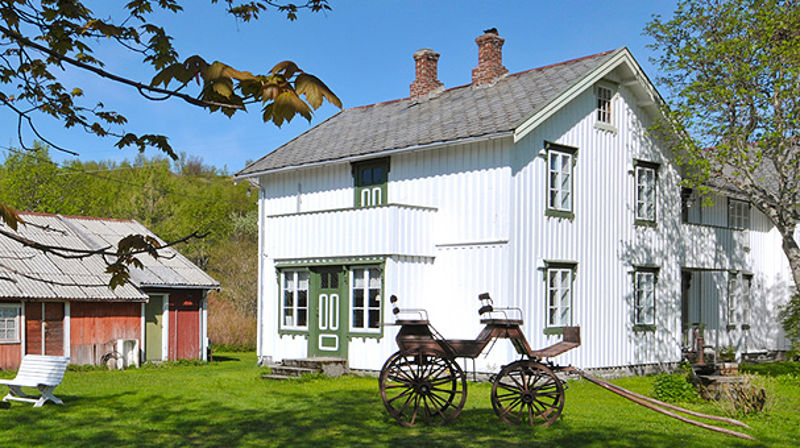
491 360 565 426
379 350 467 427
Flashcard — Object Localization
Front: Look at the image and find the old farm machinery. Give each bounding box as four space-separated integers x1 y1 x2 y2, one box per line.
379 294 754 441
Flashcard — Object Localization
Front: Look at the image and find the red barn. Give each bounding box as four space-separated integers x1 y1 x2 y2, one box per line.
0 212 218 370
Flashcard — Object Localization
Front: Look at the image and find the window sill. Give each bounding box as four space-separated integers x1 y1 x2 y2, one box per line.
543 327 565 336
0 340 21 345
726 324 738 331
634 219 657 228
348 330 383 340
545 209 575 220
741 324 751 330
633 324 656 332
278 328 309 337
594 121 617 133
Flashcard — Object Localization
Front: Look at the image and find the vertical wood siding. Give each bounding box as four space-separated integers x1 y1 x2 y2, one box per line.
0 342 21 371
256 77 793 370
69 302 140 365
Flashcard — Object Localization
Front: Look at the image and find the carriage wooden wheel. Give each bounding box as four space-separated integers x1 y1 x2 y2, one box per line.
490 360 565 426
378 350 468 427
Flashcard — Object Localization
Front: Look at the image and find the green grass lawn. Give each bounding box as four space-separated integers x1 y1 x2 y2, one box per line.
0 353 797 447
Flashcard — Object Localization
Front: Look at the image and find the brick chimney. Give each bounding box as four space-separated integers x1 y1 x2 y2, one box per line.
472 29 508 86
410 48 444 98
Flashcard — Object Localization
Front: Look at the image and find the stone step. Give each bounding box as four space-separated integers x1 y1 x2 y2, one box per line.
283 357 347 369
269 365 320 377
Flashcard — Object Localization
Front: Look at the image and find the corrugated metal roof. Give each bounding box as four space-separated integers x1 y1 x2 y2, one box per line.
236 49 618 177
0 212 218 301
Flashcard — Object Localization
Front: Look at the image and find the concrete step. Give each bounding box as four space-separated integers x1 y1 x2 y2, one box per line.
269 365 320 377
283 357 347 369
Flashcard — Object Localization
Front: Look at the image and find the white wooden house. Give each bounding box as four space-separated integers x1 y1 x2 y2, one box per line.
234 31 794 372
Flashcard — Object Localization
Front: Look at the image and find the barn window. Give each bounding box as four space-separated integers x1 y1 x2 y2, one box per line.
545 263 576 330
351 267 382 332
0 304 21 343
634 268 658 330
545 142 577 219
281 270 309 330
596 85 612 124
728 199 750 230
353 158 389 208
634 160 659 225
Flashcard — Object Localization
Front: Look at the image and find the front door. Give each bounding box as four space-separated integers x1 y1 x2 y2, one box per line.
26 302 64 356
308 267 348 358
144 295 165 361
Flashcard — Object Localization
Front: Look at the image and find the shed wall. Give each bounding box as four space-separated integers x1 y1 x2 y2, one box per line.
69 301 141 365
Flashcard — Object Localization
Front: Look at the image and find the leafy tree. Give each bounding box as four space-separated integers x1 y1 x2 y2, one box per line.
646 1 800 296
0 1 341 287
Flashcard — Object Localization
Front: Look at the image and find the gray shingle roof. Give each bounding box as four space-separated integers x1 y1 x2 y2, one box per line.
236 49 619 177
0 213 218 301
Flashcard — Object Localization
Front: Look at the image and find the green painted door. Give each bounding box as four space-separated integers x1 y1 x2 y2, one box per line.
308 267 348 358
145 295 164 361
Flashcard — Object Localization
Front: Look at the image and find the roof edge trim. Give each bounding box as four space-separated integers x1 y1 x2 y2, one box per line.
234 131 514 179
514 48 663 142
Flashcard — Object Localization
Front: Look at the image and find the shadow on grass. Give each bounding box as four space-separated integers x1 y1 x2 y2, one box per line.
209 356 238 363
0 382 772 448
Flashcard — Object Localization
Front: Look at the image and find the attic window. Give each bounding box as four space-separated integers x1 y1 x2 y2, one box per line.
596 86 612 124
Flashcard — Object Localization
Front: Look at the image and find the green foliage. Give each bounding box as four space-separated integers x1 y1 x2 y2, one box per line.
645 0 800 295
740 362 800 377
652 373 699 403
0 0 338 158
779 294 800 357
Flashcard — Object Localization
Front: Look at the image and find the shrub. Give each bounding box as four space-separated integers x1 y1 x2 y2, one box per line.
740 362 800 377
652 373 698 403
779 293 800 358
208 292 257 351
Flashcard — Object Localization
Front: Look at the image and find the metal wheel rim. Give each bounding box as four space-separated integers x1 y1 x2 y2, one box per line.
490 360 565 426
379 350 468 427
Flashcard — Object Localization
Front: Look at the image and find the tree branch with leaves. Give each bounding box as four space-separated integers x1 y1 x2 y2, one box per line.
646 0 800 349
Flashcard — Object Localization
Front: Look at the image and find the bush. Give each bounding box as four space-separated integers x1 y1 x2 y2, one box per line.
208 292 257 351
740 362 800 377
652 373 698 403
779 293 800 358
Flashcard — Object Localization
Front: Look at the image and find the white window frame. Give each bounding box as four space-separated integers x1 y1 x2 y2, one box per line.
634 270 657 327
350 267 382 333
547 150 574 213
0 303 22 344
727 273 740 326
280 270 309 330
635 163 658 222
728 199 750 230
546 266 574 328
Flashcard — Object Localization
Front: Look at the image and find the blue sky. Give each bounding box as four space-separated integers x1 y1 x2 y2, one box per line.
0 1 678 173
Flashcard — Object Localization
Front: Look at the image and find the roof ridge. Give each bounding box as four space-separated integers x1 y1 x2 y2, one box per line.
349 48 618 112
17 211 135 223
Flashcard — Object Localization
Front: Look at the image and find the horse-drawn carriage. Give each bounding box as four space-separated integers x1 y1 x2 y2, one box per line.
378 293 754 441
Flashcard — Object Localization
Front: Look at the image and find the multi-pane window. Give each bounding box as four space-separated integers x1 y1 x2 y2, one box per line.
635 162 658 222
728 273 753 327
597 85 612 124
548 150 573 212
281 270 309 329
546 265 574 328
0 304 20 342
351 267 382 331
353 158 389 208
634 269 657 326
728 199 750 230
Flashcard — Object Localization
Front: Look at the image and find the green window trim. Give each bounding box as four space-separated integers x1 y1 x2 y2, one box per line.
634 219 658 228
633 324 656 332
543 327 564 336
545 209 575 220
353 157 390 208
543 261 577 329
545 141 578 216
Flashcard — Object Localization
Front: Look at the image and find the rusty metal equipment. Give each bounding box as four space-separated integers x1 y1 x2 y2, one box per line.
379 293 754 441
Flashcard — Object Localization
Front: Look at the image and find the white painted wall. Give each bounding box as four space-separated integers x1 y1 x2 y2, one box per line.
254 72 793 371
